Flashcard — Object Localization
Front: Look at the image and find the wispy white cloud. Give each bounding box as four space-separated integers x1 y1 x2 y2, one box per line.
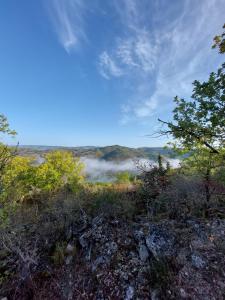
46 0 86 52
104 0 225 124
98 32 158 79
98 51 123 79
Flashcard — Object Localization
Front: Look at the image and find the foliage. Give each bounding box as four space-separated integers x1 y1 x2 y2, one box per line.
1 156 36 203
159 25 225 155
212 23 225 54
51 242 67 266
0 114 17 137
115 171 134 184
160 63 225 154
0 114 17 181
35 151 84 192
0 151 84 205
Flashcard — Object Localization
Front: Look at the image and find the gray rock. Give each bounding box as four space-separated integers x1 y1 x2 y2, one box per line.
92 255 110 272
125 286 134 300
151 289 160 300
191 253 206 269
134 230 145 242
145 226 175 259
79 231 91 248
180 288 187 298
139 244 149 262
106 241 118 256
92 215 104 227
65 255 73 265
65 243 74 254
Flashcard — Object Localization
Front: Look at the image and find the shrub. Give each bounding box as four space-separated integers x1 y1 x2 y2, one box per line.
0 151 84 203
115 171 134 184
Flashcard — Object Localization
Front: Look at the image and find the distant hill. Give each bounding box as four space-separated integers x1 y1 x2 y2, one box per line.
18 145 177 161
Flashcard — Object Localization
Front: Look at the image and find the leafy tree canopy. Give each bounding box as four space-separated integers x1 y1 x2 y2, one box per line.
0 114 17 137
159 25 225 155
212 23 225 54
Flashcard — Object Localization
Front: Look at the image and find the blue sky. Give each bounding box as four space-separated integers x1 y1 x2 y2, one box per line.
0 0 224 147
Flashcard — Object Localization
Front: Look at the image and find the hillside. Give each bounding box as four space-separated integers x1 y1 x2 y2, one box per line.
18 145 177 161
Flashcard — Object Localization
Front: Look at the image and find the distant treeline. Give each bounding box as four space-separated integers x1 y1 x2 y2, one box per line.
17 145 178 161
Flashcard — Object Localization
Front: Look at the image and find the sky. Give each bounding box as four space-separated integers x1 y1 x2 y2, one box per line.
0 0 224 148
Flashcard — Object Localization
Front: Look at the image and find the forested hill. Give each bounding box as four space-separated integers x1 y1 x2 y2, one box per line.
17 145 177 161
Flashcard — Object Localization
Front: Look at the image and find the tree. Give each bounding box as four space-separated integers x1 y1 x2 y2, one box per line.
157 25 225 206
181 145 225 202
1 151 85 204
35 151 84 192
159 25 225 155
0 114 17 181
212 23 225 54
116 171 132 184
157 154 164 173
159 64 225 154
1 156 36 203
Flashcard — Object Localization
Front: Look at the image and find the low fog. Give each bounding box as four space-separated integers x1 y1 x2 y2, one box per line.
81 157 181 182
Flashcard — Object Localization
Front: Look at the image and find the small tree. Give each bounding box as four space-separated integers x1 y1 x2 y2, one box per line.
35 151 84 192
159 24 225 155
0 114 17 180
157 24 225 207
181 145 225 202
115 171 132 184
212 23 225 54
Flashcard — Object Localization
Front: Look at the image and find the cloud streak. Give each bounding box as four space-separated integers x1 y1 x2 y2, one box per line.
47 0 86 52
98 0 225 124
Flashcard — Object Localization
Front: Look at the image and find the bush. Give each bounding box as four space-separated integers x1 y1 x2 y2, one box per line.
0 151 84 204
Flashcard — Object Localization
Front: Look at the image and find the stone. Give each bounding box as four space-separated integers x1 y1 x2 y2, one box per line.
106 241 118 256
92 255 110 272
151 289 160 300
145 225 175 259
191 254 206 269
65 243 74 254
125 286 134 300
79 231 91 248
139 244 149 262
65 255 73 265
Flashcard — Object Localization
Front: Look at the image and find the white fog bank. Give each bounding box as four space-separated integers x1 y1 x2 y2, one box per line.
81 157 181 182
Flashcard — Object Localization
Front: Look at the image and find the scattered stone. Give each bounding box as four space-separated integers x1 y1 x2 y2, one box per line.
145 225 175 259
65 255 73 265
125 286 134 300
139 244 149 262
65 243 74 254
180 288 187 298
92 255 110 272
151 289 160 300
191 253 206 269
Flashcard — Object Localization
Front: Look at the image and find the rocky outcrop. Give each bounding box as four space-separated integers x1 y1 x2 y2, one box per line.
2 215 225 299
57 217 225 299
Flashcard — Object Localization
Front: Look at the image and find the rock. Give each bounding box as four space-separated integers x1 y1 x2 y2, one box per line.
138 244 149 262
191 253 206 269
79 230 91 248
92 215 104 227
65 243 74 254
145 225 175 259
106 241 118 256
180 288 187 298
92 255 110 272
151 289 160 300
65 255 73 265
125 286 134 300
134 230 145 242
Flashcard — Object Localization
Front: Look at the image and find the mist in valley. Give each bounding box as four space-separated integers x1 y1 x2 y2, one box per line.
81 157 181 182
